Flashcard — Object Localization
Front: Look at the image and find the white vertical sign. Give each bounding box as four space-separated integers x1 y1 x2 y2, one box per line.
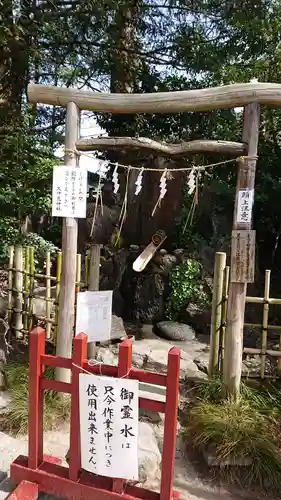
75 291 112 342
52 165 87 218
236 189 254 224
79 374 139 480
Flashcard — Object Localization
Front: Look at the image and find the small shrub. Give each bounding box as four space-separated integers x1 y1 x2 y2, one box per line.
183 378 281 493
0 362 70 435
165 259 210 320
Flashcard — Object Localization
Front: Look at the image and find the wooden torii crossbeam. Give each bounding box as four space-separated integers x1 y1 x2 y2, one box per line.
28 81 281 112
76 136 247 156
27 81 262 397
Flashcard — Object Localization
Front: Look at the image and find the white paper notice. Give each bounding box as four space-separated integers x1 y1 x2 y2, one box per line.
79 374 139 480
52 165 87 218
236 189 254 224
75 291 112 342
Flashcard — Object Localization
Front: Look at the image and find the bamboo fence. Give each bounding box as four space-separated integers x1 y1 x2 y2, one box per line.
2 245 90 342
209 252 281 379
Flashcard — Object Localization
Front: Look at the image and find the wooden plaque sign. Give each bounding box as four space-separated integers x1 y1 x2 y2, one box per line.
230 230 255 283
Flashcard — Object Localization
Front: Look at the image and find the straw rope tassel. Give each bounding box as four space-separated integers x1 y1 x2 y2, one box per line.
117 167 131 240
90 173 103 238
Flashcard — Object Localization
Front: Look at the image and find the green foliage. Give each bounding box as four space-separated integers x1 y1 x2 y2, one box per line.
24 234 59 270
0 218 20 263
184 378 281 493
165 259 210 320
0 362 70 434
0 121 58 264
0 129 55 220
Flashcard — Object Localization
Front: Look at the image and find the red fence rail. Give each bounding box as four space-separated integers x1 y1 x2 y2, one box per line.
10 327 181 499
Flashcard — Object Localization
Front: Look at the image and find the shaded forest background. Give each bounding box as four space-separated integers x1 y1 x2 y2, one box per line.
1 0 281 293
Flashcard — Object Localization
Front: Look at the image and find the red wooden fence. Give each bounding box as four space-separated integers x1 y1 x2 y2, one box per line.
10 327 181 499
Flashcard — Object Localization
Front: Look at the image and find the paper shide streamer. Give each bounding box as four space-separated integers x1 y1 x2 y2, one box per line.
151 169 168 217
135 168 144 196
112 163 120 194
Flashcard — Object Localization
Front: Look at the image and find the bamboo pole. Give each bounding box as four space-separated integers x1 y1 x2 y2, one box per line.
27 82 281 114
7 246 14 327
87 244 101 359
260 270 270 378
220 265 230 371
74 253 81 334
208 252 226 376
28 247 35 331
85 255 89 286
76 253 81 294
277 306 281 375
23 247 29 332
45 252 52 339
223 102 260 398
13 246 23 338
54 251 62 343
56 101 80 383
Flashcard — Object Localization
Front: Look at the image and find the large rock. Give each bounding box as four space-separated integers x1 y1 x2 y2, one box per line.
138 422 161 483
155 321 196 341
96 337 207 381
110 315 127 341
131 338 207 381
0 391 11 412
182 303 211 336
133 274 166 323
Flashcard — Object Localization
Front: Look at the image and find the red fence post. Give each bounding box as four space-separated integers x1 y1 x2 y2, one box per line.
160 347 180 500
28 327 46 470
69 332 88 481
112 337 133 494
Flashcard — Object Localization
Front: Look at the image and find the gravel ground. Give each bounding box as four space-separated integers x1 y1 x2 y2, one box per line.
0 425 274 500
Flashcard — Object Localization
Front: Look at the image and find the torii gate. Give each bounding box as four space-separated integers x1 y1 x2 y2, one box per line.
27 81 281 395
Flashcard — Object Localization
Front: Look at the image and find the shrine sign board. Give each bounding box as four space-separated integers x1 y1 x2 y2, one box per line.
79 374 139 481
230 230 255 283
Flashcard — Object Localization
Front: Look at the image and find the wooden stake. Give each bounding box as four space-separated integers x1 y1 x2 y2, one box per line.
209 252 226 376
87 244 101 359
223 103 260 397
56 102 80 383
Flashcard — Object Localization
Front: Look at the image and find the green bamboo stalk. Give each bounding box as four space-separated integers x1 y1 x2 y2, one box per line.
54 251 62 342
261 270 270 378
220 265 230 373
7 246 14 326
14 246 23 339
45 251 52 339
28 247 35 331
85 255 89 287
208 252 226 377
23 247 29 331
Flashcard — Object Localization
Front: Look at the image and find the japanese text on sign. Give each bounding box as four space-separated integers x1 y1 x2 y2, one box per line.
75 291 112 343
236 189 254 224
79 374 139 480
230 230 255 283
52 166 87 218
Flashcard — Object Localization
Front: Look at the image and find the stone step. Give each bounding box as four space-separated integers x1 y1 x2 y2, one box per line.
139 382 166 403
0 473 11 500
